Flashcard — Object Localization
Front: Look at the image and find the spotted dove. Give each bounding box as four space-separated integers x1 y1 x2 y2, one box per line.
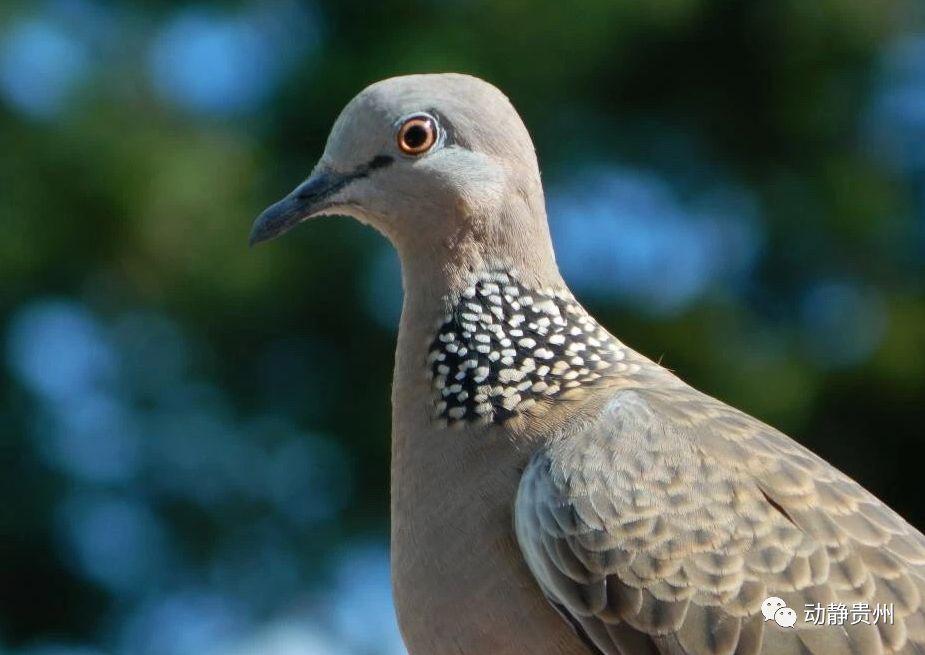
250 73 925 655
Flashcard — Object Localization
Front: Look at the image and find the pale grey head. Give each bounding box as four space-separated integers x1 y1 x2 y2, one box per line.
251 74 632 427
250 73 560 287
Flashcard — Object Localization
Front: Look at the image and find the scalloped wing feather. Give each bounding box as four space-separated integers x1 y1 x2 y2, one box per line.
515 388 925 655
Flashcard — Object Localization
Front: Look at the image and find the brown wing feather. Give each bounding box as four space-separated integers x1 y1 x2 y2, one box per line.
515 386 925 655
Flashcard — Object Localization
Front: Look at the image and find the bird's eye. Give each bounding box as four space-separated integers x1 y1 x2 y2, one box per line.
397 115 438 155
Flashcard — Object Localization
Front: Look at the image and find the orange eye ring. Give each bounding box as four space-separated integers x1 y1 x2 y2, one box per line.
397 115 438 155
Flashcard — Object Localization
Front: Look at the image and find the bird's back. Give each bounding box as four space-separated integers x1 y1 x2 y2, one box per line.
515 359 925 655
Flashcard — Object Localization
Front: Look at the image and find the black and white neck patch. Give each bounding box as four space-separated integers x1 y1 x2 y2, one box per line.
427 270 625 426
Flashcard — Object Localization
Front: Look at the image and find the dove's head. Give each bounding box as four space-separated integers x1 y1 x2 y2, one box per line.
250 74 559 285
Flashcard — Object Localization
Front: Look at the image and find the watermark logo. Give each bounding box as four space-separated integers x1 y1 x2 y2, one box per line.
803 602 894 626
762 597 795 628
762 597 895 628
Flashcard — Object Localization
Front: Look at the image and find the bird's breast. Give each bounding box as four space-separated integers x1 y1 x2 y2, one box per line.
388 419 585 654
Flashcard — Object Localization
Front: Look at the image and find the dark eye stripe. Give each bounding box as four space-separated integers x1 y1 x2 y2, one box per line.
367 155 393 170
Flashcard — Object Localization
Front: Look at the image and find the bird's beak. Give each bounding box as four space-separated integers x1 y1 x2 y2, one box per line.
249 171 346 246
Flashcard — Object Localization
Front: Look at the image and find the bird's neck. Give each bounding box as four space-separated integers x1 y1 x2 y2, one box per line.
395 260 633 433
391 189 641 434
391 177 563 296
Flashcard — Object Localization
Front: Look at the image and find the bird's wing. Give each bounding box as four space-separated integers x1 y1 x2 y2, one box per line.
514 385 925 655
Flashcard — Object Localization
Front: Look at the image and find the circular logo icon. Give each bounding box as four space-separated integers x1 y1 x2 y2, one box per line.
774 606 797 628
761 597 787 622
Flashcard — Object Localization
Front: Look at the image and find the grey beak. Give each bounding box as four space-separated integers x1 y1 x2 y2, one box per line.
249 171 346 246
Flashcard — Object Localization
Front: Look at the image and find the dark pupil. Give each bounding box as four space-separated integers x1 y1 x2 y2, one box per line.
404 123 429 148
